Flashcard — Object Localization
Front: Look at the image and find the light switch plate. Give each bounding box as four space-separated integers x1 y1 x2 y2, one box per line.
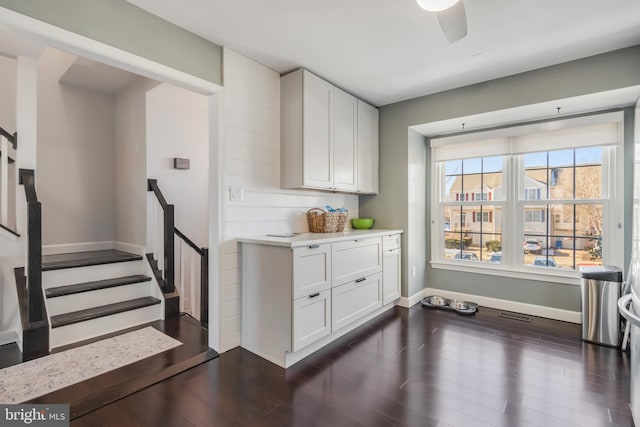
230 186 243 201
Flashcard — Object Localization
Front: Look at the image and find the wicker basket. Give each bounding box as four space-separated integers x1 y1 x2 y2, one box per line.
307 208 349 233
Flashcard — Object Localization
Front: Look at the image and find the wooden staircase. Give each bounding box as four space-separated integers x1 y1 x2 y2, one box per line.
6 165 208 358
41 249 163 349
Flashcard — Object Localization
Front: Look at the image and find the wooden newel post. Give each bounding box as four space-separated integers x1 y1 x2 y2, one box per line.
27 201 42 322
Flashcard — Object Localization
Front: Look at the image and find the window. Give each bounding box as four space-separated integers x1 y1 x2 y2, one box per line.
442 156 503 264
525 209 545 223
524 188 541 200
430 112 624 281
474 211 492 222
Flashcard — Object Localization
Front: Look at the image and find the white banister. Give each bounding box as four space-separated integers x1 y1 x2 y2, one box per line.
178 240 185 312
190 252 197 317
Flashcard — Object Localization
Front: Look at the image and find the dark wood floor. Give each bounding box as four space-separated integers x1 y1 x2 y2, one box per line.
0 315 216 419
70 305 633 426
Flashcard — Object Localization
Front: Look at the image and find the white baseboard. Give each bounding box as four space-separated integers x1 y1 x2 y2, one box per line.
396 288 430 308
43 241 115 255
424 287 581 324
0 330 18 346
114 241 147 256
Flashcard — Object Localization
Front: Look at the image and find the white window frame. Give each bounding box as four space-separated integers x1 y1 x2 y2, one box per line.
430 113 625 285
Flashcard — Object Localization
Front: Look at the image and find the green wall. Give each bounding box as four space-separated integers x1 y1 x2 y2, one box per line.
0 0 222 85
361 45 640 311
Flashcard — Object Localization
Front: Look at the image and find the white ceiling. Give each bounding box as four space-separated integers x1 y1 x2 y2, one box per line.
127 0 640 106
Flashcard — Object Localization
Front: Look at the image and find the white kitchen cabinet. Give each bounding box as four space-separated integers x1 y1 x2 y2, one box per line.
292 244 331 300
301 71 333 189
332 87 358 191
383 248 401 305
357 100 379 194
382 233 401 305
240 230 401 368
281 68 378 193
293 289 331 351
332 273 382 332
332 237 382 285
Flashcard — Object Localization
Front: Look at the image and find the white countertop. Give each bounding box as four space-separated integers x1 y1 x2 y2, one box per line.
238 229 403 248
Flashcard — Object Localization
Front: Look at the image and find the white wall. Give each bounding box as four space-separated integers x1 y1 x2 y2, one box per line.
218 48 359 351
115 76 157 247
37 48 116 246
0 54 17 232
0 55 16 132
407 129 427 298
145 83 209 248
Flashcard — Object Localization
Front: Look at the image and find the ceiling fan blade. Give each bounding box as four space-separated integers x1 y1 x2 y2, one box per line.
436 0 467 43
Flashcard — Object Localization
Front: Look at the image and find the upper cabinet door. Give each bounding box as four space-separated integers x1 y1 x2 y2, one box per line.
357 100 379 194
302 71 333 189
332 87 358 192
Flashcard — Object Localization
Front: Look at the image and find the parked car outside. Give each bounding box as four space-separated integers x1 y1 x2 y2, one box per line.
489 252 502 263
523 239 541 253
532 256 559 267
453 251 479 261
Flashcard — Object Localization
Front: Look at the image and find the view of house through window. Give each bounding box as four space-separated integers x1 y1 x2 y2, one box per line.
521 147 603 269
439 146 607 270
444 156 504 264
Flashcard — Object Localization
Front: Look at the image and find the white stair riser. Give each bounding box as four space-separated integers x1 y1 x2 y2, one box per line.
43 260 145 289
50 304 163 349
46 282 153 316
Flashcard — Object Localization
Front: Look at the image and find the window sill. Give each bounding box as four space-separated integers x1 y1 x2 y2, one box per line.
430 260 581 286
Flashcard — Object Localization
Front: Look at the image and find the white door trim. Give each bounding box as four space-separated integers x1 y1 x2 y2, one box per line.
0 7 222 95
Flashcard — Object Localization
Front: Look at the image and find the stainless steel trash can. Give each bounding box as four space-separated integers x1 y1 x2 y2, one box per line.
579 265 623 347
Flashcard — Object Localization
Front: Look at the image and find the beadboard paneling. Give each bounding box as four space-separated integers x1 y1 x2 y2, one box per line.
218 48 358 352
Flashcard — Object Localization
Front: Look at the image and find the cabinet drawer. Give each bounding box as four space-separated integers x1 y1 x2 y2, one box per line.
383 234 401 251
292 289 331 352
293 244 331 300
332 273 382 332
332 237 382 285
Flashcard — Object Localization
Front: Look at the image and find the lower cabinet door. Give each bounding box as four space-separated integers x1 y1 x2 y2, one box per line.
332 273 382 332
382 248 401 305
292 289 331 352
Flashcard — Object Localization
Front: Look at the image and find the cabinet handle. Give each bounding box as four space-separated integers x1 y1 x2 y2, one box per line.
355 277 366 283
309 292 320 298
308 244 320 249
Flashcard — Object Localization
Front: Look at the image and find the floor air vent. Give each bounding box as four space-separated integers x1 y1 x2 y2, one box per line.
498 311 532 322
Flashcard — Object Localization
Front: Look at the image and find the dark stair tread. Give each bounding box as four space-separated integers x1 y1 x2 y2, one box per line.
45 275 152 298
43 250 142 271
50 297 161 328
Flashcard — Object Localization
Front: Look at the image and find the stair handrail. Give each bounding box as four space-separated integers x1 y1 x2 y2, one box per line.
0 129 17 231
175 227 209 326
147 179 175 293
0 126 17 149
147 179 208 325
19 168 43 323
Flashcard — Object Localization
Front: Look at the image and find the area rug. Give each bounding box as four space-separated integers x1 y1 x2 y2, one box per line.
0 326 182 404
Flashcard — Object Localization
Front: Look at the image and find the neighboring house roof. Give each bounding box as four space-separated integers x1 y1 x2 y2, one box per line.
448 172 502 194
447 165 601 197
